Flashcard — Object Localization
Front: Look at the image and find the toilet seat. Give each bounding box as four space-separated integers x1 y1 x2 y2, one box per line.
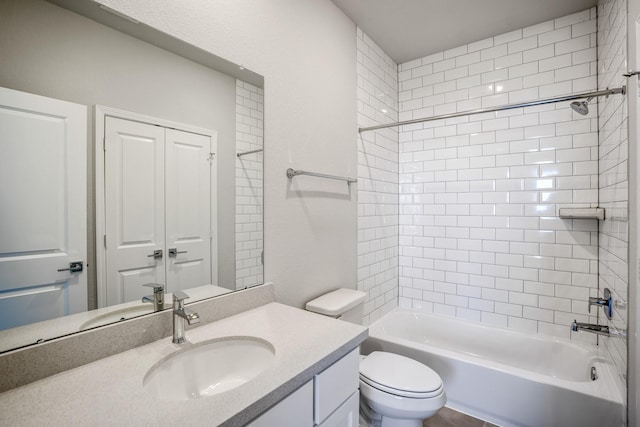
359 379 446 420
360 351 444 398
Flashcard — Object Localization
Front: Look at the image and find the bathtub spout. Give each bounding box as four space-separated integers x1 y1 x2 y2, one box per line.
571 320 626 337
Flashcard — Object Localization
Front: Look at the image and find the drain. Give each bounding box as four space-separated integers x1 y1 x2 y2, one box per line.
590 366 598 381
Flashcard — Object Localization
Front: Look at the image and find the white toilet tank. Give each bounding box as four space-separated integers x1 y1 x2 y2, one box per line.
305 288 366 325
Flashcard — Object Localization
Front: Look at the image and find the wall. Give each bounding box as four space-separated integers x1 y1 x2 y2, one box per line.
93 0 358 307
626 0 640 419
597 0 628 410
356 28 399 325
0 0 237 304
397 9 602 339
235 80 265 289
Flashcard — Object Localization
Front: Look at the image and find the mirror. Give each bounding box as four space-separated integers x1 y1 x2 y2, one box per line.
0 0 264 353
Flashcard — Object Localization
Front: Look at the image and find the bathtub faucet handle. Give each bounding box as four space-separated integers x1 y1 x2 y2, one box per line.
587 288 612 318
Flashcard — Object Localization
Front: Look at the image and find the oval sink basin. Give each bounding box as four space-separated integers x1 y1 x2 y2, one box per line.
143 337 275 401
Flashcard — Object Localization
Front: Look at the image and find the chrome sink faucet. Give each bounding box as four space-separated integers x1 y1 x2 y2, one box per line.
172 291 200 344
142 283 164 312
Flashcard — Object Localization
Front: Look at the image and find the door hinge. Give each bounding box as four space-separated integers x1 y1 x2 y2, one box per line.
207 153 215 164
261 251 264 265
103 137 106 151
103 234 107 248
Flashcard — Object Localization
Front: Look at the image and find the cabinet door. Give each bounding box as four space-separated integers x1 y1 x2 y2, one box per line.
247 381 314 427
165 129 211 292
104 117 165 306
0 87 87 329
318 391 359 427
314 349 360 425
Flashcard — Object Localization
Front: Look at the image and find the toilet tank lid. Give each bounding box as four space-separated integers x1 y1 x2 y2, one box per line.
305 288 366 316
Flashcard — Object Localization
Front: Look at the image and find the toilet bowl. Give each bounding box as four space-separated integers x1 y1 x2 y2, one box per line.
305 289 446 427
359 351 446 427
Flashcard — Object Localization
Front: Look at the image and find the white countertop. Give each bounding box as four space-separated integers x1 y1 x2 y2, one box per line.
0 302 367 426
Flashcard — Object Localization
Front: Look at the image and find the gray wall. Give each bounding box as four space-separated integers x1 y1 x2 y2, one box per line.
96 0 359 309
0 0 239 306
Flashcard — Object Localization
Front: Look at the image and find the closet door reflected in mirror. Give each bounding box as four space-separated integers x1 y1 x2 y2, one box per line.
102 112 216 307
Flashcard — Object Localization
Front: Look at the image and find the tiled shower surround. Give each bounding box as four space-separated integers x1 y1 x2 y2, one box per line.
397 9 603 338
356 4 629 396
355 1 629 416
356 28 400 325
235 80 264 289
598 0 628 404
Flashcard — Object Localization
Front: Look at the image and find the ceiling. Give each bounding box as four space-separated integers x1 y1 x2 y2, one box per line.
331 0 598 64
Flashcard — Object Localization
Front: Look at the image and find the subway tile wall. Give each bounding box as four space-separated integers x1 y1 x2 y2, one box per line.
235 79 264 289
597 0 628 404
357 28 400 325
397 9 602 340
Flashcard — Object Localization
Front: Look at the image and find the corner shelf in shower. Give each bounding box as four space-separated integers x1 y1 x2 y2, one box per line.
558 207 605 220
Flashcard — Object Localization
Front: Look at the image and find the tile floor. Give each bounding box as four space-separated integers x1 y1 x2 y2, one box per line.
423 407 498 427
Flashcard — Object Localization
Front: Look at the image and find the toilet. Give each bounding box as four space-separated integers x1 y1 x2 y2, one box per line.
306 289 446 427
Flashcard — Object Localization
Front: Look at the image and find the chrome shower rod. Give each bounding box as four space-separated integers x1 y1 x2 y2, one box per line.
237 148 264 157
358 86 626 133
286 168 357 184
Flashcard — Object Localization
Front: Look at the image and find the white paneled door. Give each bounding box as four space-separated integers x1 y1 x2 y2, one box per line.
104 116 212 306
104 117 166 306
165 129 211 292
0 87 87 330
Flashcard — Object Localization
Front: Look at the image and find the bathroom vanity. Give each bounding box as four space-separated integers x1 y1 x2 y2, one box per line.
0 295 367 426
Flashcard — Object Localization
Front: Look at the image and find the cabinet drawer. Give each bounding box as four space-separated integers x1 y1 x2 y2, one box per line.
314 348 360 425
248 380 313 427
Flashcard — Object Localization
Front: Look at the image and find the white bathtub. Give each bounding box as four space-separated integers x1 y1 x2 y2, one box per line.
361 309 624 427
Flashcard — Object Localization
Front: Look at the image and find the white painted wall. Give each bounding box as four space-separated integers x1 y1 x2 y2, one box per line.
93 0 359 307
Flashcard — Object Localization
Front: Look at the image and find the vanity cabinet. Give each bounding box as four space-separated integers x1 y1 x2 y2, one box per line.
248 348 360 427
247 381 314 427
314 348 360 426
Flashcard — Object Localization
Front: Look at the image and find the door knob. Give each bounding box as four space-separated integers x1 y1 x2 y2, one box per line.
57 261 84 273
147 249 163 259
168 248 187 257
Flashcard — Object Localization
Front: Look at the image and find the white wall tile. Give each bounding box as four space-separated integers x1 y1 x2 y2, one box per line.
361 6 624 396
235 80 264 289
597 0 628 402
357 29 399 325
396 8 600 337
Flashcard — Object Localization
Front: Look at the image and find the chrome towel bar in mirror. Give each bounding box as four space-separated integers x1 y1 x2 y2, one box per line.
286 168 357 184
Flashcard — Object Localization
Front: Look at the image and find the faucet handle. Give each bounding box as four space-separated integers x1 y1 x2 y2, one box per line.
143 283 164 293
173 291 189 302
588 288 613 318
142 283 165 310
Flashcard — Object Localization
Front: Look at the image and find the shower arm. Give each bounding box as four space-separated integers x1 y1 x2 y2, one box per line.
358 86 626 133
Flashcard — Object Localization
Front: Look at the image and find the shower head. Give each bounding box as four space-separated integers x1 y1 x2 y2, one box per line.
570 96 594 116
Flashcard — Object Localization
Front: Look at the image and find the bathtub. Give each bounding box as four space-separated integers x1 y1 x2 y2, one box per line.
361 309 624 427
